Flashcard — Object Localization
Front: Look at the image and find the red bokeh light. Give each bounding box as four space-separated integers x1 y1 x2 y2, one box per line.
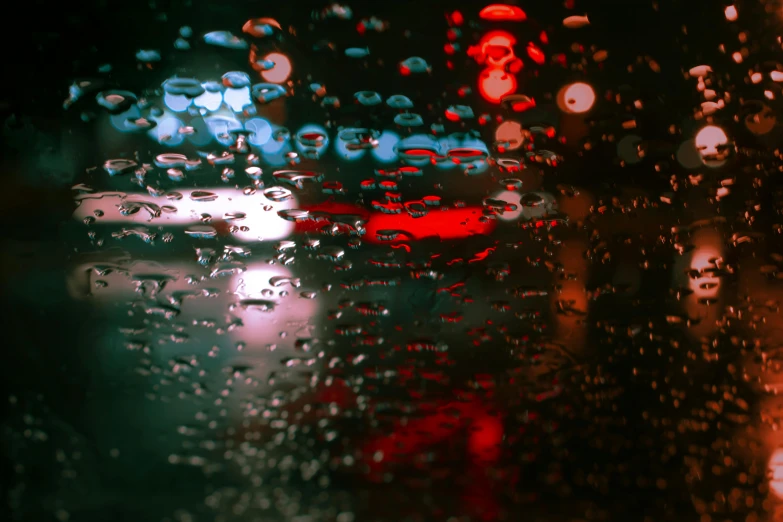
479 4 528 22
479 68 517 103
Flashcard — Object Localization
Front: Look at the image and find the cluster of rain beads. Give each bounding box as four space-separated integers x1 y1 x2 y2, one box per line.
12 2 783 522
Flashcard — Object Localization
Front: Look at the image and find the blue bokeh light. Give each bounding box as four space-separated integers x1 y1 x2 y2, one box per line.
204 115 243 146
258 124 292 166
223 87 253 113
163 93 193 112
194 89 223 112
147 114 186 146
371 131 401 163
245 118 273 146
185 117 212 146
109 106 142 132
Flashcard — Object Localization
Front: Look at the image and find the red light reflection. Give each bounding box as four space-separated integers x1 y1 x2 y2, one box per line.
364 207 495 242
469 31 517 67
479 4 527 22
526 42 546 65
470 30 520 104
479 68 517 103
361 399 502 477
293 202 496 242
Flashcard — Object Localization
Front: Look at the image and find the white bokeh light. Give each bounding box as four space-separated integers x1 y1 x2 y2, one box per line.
73 187 297 242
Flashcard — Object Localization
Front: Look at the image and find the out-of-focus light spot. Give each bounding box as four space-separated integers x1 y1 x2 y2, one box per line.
205 115 243 146
479 69 517 103
371 131 401 163
724 5 738 21
71 188 296 242
676 139 704 169
148 114 185 146
482 31 516 49
109 106 142 132
700 100 723 116
688 241 722 300
694 125 729 167
467 414 504 463
495 121 525 151
769 449 783 499
260 127 292 165
559 82 595 114
742 101 776 135
563 15 589 29
163 93 193 112
262 146 294 167
363 206 496 243
670 227 724 338
216 257 322 349
245 117 272 146
184 117 211 146
194 88 224 111
496 191 556 221
232 266 297 317
492 190 522 221
479 4 527 22
261 53 292 83
231 196 296 242
688 65 712 78
66 261 204 307
526 42 545 65
469 30 518 69
616 135 643 165
223 87 252 112
732 52 743 64
261 126 288 153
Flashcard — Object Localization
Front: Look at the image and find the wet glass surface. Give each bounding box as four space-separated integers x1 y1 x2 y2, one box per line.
5 1 783 521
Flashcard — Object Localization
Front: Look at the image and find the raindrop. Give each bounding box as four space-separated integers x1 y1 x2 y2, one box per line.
184 226 218 238
203 31 248 49
103 159 138 176
190 191 219 202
